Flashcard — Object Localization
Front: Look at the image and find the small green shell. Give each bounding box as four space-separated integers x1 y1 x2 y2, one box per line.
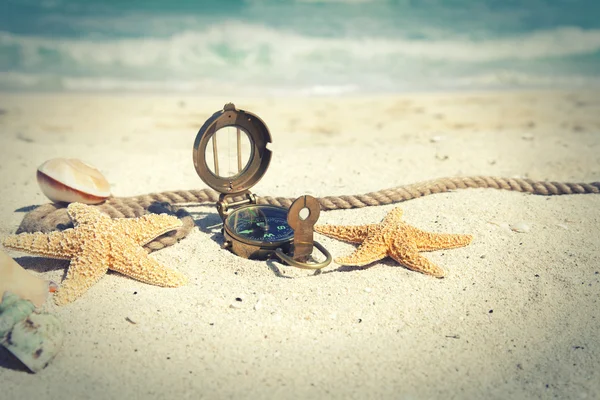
0 292 35 337
0 292 64 373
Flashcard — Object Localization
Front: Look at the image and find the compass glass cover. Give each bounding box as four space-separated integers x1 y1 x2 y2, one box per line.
225 205 294 245
205 126 253 178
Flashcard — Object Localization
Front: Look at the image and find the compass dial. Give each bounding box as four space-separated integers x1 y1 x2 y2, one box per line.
225 205 294 245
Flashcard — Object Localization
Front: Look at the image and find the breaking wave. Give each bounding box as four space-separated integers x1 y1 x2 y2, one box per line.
1 20 599 93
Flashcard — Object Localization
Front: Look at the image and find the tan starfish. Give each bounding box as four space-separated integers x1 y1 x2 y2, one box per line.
2 203 188 305
314 208 473 277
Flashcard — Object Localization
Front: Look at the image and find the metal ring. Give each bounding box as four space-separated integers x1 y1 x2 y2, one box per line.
192 103 272 195
274 241 332 270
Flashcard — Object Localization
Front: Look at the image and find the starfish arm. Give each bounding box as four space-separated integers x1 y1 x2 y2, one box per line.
2 230 79 260
67 202 111 226
407 226 473 252
389 238 446 277
314 224 377 244
53 242 110 305
334 234 387 266
109 240 188 287
113 214 183 246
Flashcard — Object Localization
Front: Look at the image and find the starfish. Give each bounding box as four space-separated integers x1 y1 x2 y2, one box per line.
2 203 188 305
314 208 473 277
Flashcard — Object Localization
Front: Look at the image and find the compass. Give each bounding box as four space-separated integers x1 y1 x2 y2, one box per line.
193 103 331 269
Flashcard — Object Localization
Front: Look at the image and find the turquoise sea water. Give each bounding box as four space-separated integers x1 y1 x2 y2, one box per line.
1 0 599 94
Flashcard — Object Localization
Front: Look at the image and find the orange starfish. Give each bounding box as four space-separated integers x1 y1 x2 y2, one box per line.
314 208 473 277
3 203 188 305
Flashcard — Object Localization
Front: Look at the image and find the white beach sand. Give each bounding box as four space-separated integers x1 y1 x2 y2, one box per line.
0 90 599 399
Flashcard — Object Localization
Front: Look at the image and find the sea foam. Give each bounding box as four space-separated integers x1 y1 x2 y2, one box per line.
1 21 599 93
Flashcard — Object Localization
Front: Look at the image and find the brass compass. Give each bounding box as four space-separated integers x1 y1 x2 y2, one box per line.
193 103 331 270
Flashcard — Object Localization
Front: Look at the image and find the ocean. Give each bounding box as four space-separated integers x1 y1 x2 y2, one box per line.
1 0 599 95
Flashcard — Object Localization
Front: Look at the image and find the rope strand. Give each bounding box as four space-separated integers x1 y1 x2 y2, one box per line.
15 176 600 252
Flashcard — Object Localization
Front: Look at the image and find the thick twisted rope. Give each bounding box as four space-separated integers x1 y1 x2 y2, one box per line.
16 176 600 252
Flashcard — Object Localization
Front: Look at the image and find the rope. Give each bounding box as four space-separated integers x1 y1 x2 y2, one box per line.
15 176 600 252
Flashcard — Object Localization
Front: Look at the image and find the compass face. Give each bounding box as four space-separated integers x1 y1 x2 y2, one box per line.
225 205 294 246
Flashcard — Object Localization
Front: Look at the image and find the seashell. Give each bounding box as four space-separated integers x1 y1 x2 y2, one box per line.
0 292 35 333
509 222 530 233
37 158 110 204
0 250 51 308
0 292 64 373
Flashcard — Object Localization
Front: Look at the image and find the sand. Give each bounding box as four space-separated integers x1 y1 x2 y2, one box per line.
0 90 599 399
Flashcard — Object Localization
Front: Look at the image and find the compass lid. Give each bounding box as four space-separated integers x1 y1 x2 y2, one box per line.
193 103 272 195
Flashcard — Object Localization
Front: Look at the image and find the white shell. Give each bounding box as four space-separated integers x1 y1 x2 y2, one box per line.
0 250 50 308
509 222 530 233
37 158 110 204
